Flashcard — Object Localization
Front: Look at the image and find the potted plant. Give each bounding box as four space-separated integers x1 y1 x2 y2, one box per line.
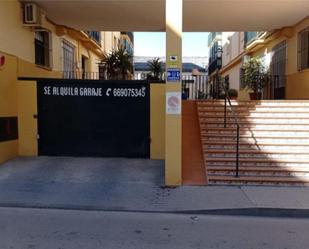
228 88 238 99
241 57 268 100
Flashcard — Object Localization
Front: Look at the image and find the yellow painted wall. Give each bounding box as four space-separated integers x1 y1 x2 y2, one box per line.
284 18 309 99
0 0 110 164
0 52 19 163
150 84 165 159
17 81 38 156
0 53 18 116
0 1 34 63
0 141 19 164
222 63 242 91
165 84 182 186
286 69 309 99
17 58 61 79
286 18 309 75
0 52 51 161
250 18 309 99
16 59 61 156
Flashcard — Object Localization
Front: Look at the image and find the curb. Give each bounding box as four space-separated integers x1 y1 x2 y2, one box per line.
0 203 308 218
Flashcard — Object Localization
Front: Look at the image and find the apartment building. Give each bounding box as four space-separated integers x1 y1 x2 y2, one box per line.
121 32 134 55
0 0 125 162
215 17 309 100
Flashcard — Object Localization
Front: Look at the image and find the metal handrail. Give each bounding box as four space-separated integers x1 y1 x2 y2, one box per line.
221 82 240 177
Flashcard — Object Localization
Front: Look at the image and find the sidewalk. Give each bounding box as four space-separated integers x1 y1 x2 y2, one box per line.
0 157 309 217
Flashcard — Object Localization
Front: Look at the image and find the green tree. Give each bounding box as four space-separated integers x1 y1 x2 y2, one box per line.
147 58 164 81
99 45 133 80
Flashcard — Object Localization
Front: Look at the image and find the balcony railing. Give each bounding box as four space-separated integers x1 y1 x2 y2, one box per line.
244 31 265 46
208 58 222 75
208 32 222 45
85 31 101 45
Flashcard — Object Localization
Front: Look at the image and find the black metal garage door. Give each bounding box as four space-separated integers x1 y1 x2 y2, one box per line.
37 80 150 158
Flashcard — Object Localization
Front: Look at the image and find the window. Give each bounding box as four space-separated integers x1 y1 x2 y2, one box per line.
0 117 18 142
35 31 51 68
85 31 101 44
62 40 75 78
224 75 230 90
298 27 309 70
114 36 117 50
240 67 244 88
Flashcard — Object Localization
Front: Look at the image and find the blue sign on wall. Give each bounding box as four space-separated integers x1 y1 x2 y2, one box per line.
167 68 181 82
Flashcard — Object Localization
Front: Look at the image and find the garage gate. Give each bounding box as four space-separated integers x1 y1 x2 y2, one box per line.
37 80 150 158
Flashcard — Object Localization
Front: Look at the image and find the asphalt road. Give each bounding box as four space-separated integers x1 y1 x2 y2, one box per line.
0 207 309 249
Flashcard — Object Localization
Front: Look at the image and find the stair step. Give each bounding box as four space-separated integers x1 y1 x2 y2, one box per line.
203 139 309 145
200 118 309 124
207 155 309 160
199 113 309 118
208 175 309 185
205 149 309 155
203 124 309 129
205 144 309 151
202 132 309 138
197 100 309 186
205 157 309 163
208 166 309 176
197 100 309 107
203 138 309 144
202 127 309 131
198 107 309 113
207 165 309 171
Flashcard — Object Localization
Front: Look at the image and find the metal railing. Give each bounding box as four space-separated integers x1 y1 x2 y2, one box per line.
62 71 101 80
61 72 209 99
221 81 240 177
134 73 209 100
182 75 209 100
85 31 101 45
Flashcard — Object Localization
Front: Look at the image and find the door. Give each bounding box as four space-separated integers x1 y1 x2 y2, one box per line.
270 41 287 99
37 80 150 158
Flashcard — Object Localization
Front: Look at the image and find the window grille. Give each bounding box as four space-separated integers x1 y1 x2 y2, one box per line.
298 27 309 70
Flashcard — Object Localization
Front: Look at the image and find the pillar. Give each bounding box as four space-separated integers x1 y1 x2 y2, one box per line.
165 0 182 186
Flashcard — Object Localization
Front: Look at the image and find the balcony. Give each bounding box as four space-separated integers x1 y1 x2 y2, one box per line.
208 32 222 46
208 58 222 75
244 31 265 46
85 31 101 45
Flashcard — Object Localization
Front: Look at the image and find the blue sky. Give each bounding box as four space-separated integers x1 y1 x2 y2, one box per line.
134 32 209 57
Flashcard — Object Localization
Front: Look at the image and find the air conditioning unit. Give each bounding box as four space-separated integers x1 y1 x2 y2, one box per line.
23 3 41 26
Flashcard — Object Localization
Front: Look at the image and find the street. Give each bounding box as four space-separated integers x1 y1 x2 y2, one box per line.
0 207 308 249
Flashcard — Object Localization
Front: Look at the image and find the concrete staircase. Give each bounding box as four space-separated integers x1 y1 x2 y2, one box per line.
197 100 309 186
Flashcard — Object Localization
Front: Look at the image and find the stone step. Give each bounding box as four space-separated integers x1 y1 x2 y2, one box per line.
207 161 309 167
205 149 309 155
208 175 309 186
206 157 309 164
202 127 309 132
202 130 309 137
205 144 309 151
206 154 309 160
198 107 309 113
197 100 309 107
203 137 309 144
198 100 309 186
207 166 309 177
202 123 309 129
199 113 309 118
200 118 309 124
